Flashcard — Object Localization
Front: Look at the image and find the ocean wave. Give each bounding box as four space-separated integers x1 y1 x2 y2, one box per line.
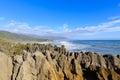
37 40 90 52
58 41 90 51
37 40 120 54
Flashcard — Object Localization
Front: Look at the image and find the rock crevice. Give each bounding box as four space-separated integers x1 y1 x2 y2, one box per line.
0 48 120 80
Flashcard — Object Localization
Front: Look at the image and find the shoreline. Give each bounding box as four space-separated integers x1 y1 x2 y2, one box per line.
0 39 120 80
0 44 120 80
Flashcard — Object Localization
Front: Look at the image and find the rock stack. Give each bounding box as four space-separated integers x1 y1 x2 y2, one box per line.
0 45 120 80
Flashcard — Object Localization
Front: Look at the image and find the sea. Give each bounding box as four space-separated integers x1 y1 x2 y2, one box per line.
47 40 120 54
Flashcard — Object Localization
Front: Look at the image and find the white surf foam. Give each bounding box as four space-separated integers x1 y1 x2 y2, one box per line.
35 40 90 52
59 41 90 51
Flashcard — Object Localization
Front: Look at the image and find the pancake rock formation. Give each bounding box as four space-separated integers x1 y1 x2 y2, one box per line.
0 45 120 80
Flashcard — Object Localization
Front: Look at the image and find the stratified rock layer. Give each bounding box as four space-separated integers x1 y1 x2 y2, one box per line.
0 52 13 80
0 48 120 80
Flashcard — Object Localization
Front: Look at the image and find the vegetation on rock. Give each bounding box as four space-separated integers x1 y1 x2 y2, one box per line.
0 30 52 42
0 38 120 80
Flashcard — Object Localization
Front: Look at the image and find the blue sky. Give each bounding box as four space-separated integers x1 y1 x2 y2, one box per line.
0 0 120 40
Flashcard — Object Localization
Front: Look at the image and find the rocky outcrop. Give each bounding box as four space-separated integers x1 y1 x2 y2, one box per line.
11 50 83 80
0 48 120 80
0 52 13 80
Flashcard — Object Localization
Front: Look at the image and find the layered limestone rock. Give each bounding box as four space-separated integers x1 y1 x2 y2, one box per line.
76 52 106 68
12 51 59 80
0 48 120 80
11 50 83 80
0 52 13 80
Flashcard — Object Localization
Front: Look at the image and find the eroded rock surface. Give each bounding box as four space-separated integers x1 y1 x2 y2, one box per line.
0 52 13 80
0 47 120 80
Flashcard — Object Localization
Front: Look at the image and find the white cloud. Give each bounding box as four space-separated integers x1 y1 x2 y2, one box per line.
74 19 120 34
2 17 120 39
56 23 71 33
3 20 46 34
5 22 16 27
55 19 120 36
63 24 69 32
18 23 31 30
13 29 19 33
33 26 45 31
108 16 120 20
38 19 120 39
44 18 120 39
44 29 54 33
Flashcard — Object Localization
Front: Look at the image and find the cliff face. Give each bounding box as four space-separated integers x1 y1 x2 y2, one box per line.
0 47 120 80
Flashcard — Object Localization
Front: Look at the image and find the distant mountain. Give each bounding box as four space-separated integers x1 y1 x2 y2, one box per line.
37 36 67 40
27 34 68 40
0 30 51 42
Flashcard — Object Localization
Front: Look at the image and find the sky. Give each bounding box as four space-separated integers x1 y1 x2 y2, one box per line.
0 0 120 40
